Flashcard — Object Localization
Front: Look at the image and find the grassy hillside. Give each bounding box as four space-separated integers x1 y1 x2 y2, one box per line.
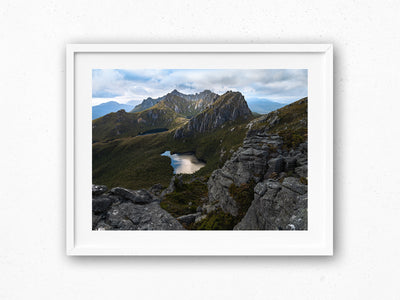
92 92 218 143
251 97 308 149
93 131 174 189
92 106 187 143
92 117 252 190
92 98 307 191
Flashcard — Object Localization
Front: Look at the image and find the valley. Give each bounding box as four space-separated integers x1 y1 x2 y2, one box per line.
92 89 308 231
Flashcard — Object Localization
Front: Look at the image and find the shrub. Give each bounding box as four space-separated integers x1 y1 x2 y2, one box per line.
160 178 207 218
192 209 237 230
229 180 256 220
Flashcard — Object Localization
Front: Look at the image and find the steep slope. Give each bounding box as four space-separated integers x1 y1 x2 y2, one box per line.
92 106 187 142
173 89 219 103
194 98 308 230
92 117 252 190
174 91 252 138
131 89 219 113
92 90 219 142
131 95 166 113
92 101 134 120
153 91 218 118
92 92 254 190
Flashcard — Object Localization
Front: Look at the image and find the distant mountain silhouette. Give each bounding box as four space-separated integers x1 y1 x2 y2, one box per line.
246 98 285 114
92 101 135 120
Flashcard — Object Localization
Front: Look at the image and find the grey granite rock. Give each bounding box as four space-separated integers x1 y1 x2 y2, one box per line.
234 178 307 230
206 103 308 229
110 187 157 204
174 91 252 138
92 195 113 213
92 184 108 196
103 202 184 230
282 177 307 195
268 157 285 173
207 133 277 216
149 183 164 196
177 213 202 225
93 186 184 230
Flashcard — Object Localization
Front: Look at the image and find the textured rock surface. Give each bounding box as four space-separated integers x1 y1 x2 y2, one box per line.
92 97 308 231
207 137 308 228
92 185 184 230
207 134 274 216
234 178 307 230
160 175 181 198
131 89 219 115
110 187 156 204
177 213 202 225
149 183 164 196
92 184 108 196
174 91 252 138
205 98 308 229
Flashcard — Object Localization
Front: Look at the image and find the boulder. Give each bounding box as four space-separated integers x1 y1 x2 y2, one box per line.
177 213 202 225
282 177 307 195
92 196 113 213
295 165 308 178
103 202 184 230
207 134 276 216
285 157 297 171
92 184 107 196
234 178 307 230
149 183 164 196
110 187 156 204
268 157 285 173
92 188 184 230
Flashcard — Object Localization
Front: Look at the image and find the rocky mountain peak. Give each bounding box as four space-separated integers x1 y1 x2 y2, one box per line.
131 90 219 114
170 89 181 95
174 91 252 138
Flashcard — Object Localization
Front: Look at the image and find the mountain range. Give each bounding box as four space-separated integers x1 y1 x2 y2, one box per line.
92 89 220 142
246 98 285 114
92 88 308 231
92 101 135 120
92 90 285 119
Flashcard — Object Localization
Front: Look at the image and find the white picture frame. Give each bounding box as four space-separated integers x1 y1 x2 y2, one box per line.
66 44 333 256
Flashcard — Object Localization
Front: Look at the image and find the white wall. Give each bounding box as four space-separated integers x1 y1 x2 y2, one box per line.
1 0 399 299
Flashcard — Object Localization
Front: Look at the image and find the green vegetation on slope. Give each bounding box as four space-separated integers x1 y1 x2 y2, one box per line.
92 116 252 190
191 180 256 230
252 97 308 150
228 180 256 220
92 131 174 189
92 95 308 230
192 209 237 230
160 177 208 218
167 117 252 176
92 106 187 142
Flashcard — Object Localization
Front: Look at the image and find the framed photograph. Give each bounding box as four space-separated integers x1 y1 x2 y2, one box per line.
66 44 333 256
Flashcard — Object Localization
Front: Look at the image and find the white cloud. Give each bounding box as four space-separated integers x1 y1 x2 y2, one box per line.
92 69 308 105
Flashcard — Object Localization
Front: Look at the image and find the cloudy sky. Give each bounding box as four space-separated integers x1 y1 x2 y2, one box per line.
92 69 307 106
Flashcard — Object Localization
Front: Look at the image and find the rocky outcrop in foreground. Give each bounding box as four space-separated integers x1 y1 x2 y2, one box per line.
206 138 308 230
234 172 307 230
206 133 277 216
92 185 184 230
205 98 308 230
